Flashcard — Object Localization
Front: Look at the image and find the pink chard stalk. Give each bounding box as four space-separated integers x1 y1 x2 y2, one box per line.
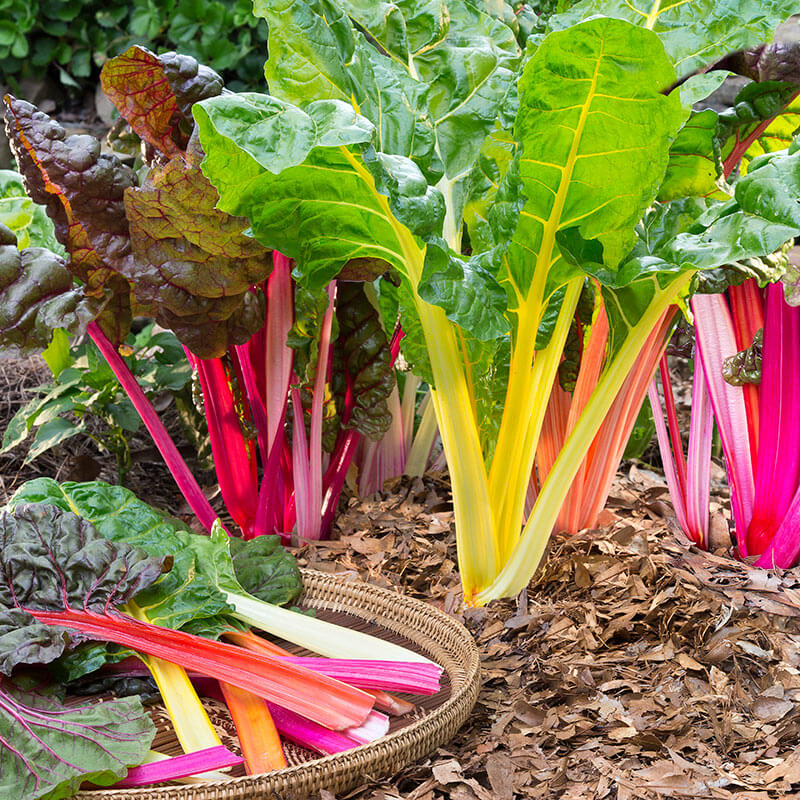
655 280 800 565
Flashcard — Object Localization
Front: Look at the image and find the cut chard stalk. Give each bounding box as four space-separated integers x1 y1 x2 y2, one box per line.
219 682 287 773
265 703 378 756
112 747 243 788
28 606 374 731
225 593 435 664
343 710 390 745
223 628 440 694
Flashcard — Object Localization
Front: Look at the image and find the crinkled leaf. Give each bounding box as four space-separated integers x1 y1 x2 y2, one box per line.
255 0 437 173
722 327 763 385
548 0 800 76
124 150 272 358
3 97 135 287
633 197 716 258
379 278 435 384
0 228 103 355
718 81 800 174
332 282 396 439
418 238 508 338
474 335 511 461
463 125 516 253
337 0 522 177
152 289 266 364
3 97 134 343
635 198 790 293
658 109 723 201
100 46 224 159
719 40 800 85
0 682 154 800
599 148 800 356
662 151 800 270
228 535 303 606
195 93 412 291
7 479 233 637
361 149 445 238
0 503 167 675
52 643 133 685
158 51 226 118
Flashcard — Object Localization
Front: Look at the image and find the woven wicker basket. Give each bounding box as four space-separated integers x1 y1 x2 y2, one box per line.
77 568 481 800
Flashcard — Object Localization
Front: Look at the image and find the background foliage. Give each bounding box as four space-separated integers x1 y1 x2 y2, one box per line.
0 0 268 91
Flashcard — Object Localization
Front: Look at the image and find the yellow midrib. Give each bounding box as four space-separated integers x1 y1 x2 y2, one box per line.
532 38 605 295
478 272 693 603
487 37 606 542
338 145 497 596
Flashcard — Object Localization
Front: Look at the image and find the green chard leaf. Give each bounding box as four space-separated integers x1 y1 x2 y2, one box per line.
656 150 800 272
658 109 723 201
548 0 800 76
503 17 684 312
418 238 509 338
194 93 412 291
335 0 522 177
462 125 517 253
229 535 303 606
0 169 64 254
9 479 304 633
254 0 437 174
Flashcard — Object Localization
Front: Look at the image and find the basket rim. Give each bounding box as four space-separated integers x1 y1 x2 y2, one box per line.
77 567 481 800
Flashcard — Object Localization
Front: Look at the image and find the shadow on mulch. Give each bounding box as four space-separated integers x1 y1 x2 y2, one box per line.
3 355 800 798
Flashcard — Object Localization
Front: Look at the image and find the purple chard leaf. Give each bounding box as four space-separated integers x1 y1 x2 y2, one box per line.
100 46 224 160
0 224 105 353
2 96 137 345
124 146 271 358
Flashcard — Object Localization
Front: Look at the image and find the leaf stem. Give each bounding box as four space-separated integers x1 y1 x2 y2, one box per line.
87 322 218 533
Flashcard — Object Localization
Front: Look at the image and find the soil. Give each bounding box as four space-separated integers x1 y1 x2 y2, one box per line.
4 354 800 799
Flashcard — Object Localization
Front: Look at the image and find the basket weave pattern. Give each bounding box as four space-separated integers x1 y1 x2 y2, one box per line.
77 569 481 800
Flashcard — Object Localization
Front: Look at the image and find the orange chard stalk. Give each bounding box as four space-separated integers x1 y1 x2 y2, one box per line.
219 682 287 773
535 303 675 534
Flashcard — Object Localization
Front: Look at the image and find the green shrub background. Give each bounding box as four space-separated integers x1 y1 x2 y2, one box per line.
0 0 268 91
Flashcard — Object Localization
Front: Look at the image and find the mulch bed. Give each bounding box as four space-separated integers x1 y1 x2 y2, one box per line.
4 355 800 798
298 472 800 799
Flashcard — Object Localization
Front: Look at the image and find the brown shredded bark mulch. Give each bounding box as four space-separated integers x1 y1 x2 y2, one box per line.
297 471 800 800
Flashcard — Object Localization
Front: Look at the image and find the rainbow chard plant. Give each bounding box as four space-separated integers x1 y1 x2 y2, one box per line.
189 0 800 604
1 45 400 542
655 275 800 566
650 39 800 561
